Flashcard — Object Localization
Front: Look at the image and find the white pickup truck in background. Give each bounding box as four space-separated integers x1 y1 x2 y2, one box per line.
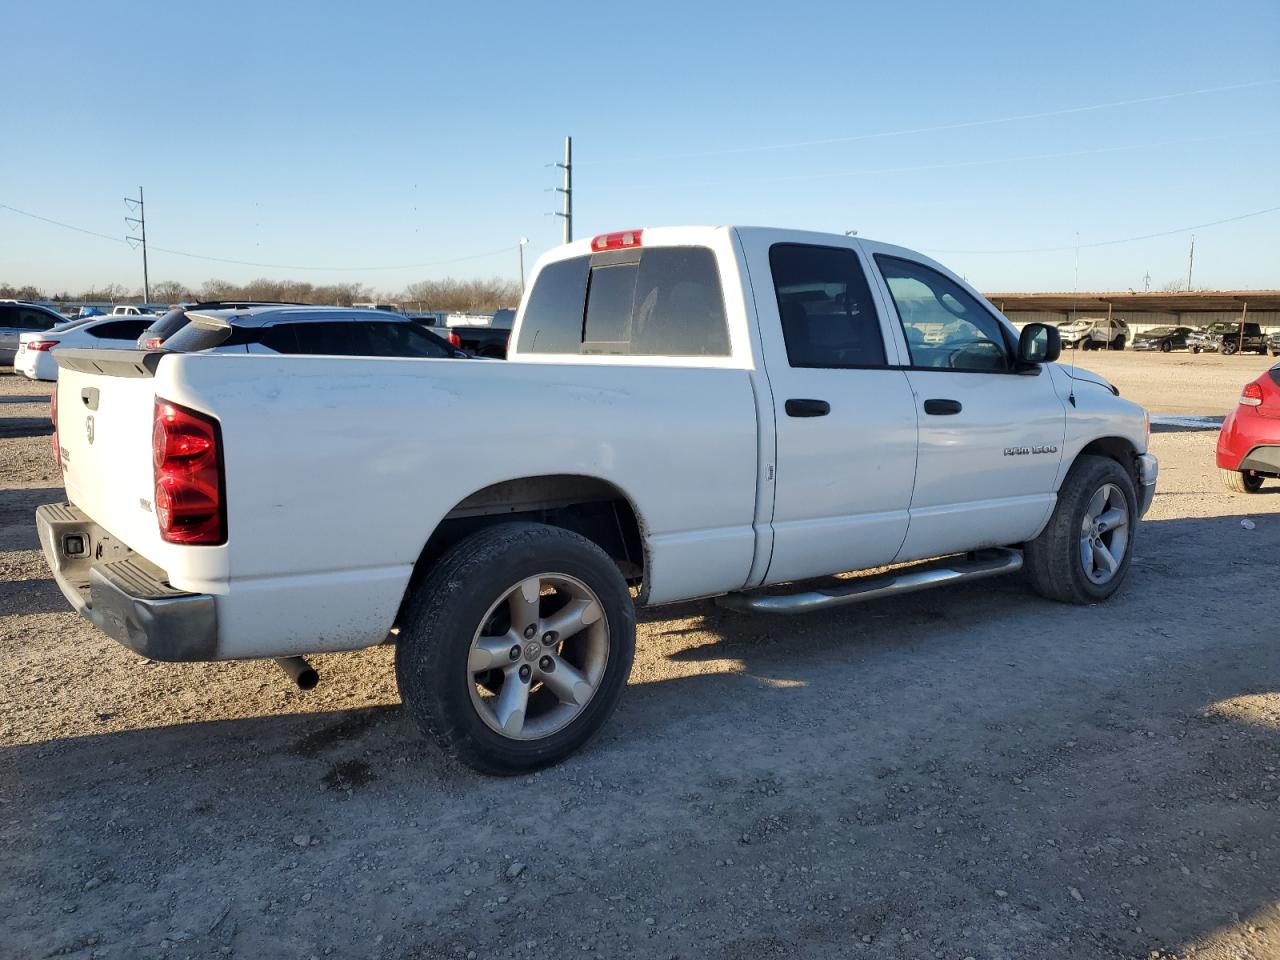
39 226 1157 773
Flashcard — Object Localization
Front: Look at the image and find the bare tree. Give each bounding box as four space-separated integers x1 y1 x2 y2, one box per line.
150 280 191 304
0 283 45 300
399 277 520 313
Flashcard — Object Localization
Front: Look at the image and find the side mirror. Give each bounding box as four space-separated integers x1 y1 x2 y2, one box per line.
1018 322 1060 365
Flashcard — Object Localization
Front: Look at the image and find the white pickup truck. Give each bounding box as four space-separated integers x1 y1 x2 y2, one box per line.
39 226 1157 773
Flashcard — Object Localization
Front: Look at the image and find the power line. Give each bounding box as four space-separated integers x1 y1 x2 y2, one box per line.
581 78 1280 166
926 205 1280 255
0 202 512 272
603 132 1260 191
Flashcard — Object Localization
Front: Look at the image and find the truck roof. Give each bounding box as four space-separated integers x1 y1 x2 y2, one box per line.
540 224 947 274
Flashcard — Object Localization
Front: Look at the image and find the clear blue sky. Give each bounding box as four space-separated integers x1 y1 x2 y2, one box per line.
3 0 1277 295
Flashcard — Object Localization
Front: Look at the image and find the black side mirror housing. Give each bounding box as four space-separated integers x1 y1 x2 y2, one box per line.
1018 323 1061 366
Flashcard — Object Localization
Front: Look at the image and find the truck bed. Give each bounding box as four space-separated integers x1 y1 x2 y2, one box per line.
53 350 761 657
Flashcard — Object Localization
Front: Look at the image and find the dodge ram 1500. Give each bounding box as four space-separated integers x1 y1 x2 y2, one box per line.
38 226 1157 773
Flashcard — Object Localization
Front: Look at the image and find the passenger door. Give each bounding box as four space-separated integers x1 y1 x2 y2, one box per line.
750 239 920 585
868 252 1065 562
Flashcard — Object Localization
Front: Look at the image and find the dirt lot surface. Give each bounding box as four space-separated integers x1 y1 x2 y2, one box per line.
2 351 1278 960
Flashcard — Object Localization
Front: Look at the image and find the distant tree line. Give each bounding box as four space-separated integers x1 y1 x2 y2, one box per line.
1 276 522 312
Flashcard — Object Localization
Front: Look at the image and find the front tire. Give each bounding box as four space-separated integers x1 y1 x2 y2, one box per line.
1025 455 1137 604
395 522 636 774
1114 337 1125 351
1221 469 1264 493
1160 340 1172 353
1222 340 1238 356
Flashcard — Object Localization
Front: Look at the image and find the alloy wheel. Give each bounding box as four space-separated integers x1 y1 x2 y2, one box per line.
467 574 610 740
1079 483 1130 585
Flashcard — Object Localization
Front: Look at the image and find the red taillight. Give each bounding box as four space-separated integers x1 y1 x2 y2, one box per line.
153 399 225 545
50 387 60 467
1240 382 1264 407
591 229 643 252
141 336 163 350
28 339 58 352
448 331 462 348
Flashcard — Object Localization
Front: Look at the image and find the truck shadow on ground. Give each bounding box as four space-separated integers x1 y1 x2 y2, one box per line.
0 417 52 439
2 514 1277 957
0 486 64 554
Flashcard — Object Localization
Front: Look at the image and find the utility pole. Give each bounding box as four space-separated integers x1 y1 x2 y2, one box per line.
1186 234 1195 292
124 186 150 303
1143 271 1151 292
554 136 572 244
518 237 529 295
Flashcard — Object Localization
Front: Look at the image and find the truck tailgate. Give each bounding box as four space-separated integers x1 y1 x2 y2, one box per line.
54 350 166 565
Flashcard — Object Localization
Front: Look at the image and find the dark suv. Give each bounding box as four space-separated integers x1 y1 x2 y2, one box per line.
135 301 307 349
0 301 64 365
1194 322 1268 356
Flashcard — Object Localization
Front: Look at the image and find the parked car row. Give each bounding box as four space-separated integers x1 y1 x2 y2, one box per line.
1050 317 1275 356
10 302 474 382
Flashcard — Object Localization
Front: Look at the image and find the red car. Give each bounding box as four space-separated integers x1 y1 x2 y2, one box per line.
1217 361 1280 492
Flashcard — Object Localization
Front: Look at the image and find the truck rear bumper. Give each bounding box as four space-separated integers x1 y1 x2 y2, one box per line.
36 502 218 661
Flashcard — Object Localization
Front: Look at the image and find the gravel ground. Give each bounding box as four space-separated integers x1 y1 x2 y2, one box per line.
1 351 1278 960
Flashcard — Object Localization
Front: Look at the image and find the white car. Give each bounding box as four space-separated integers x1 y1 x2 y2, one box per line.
15 316 155 381
1058 317 1129 351
39 225 1157 773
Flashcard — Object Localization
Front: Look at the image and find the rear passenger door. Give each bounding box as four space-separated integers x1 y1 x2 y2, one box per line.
747 239 920 584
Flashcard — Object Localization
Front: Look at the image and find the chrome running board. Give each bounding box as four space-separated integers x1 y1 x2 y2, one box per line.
716 548 1024 615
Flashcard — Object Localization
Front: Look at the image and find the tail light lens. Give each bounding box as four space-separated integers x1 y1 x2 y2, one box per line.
1240 382 1264 407
153 399 225 544
50 387 60 467
141 336 163 350
28 339 59 352
448 331 462 348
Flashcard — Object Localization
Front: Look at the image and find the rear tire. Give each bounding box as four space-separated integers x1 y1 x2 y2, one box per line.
1191 346 1201 354
395 522 636 774
1160 340 1172 353
1025 455 1137 605
1221 469 1264 493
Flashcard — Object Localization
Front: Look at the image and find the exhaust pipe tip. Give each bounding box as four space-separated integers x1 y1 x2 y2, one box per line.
275 656 319 691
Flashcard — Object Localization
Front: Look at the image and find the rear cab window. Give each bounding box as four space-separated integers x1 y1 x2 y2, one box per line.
516 246 731 359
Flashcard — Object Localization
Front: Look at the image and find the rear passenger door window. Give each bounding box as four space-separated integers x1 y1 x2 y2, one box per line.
768 244 887 368
875 256 1010 372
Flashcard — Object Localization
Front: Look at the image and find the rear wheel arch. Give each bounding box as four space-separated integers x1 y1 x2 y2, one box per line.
396 475 648 625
